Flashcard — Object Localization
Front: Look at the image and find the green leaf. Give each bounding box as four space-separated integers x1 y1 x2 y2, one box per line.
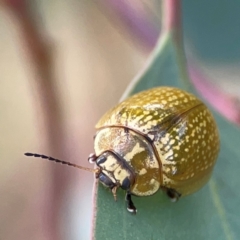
94 32 240 240
183 0 240 62
120 33 189 101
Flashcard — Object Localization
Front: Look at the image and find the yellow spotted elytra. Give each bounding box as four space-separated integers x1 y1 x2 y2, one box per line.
25 87 220 214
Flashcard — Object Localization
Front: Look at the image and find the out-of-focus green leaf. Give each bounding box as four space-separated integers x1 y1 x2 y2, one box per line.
120 33 188 100
183 0 240 62
94 31 240 240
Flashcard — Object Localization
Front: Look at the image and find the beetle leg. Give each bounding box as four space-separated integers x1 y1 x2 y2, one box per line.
111 186 118 201
88 153 97 164
125 192 137 214
166 188 181 202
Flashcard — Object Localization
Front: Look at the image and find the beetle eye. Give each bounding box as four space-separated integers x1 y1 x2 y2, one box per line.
98 172 115 188
96 155 107 165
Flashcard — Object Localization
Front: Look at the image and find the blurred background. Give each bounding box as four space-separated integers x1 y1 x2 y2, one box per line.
0 1 239 240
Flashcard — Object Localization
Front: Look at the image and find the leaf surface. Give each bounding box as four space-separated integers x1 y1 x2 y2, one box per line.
94 32 240 240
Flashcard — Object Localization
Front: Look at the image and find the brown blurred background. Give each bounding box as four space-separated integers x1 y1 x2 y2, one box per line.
0 1 148 239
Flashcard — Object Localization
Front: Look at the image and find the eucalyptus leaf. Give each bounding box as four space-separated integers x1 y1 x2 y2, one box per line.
183 0 240 62
94 31 240 240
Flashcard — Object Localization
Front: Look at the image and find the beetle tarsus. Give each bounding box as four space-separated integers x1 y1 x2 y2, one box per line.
166 188 181 202
126 192 137 214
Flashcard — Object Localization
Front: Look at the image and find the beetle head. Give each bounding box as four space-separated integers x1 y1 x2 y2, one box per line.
89 151 135 195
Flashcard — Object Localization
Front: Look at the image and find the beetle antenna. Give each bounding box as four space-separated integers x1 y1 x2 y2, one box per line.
24 152 97 173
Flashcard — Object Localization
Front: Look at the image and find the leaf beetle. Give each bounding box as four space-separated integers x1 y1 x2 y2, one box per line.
25 87 220 214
